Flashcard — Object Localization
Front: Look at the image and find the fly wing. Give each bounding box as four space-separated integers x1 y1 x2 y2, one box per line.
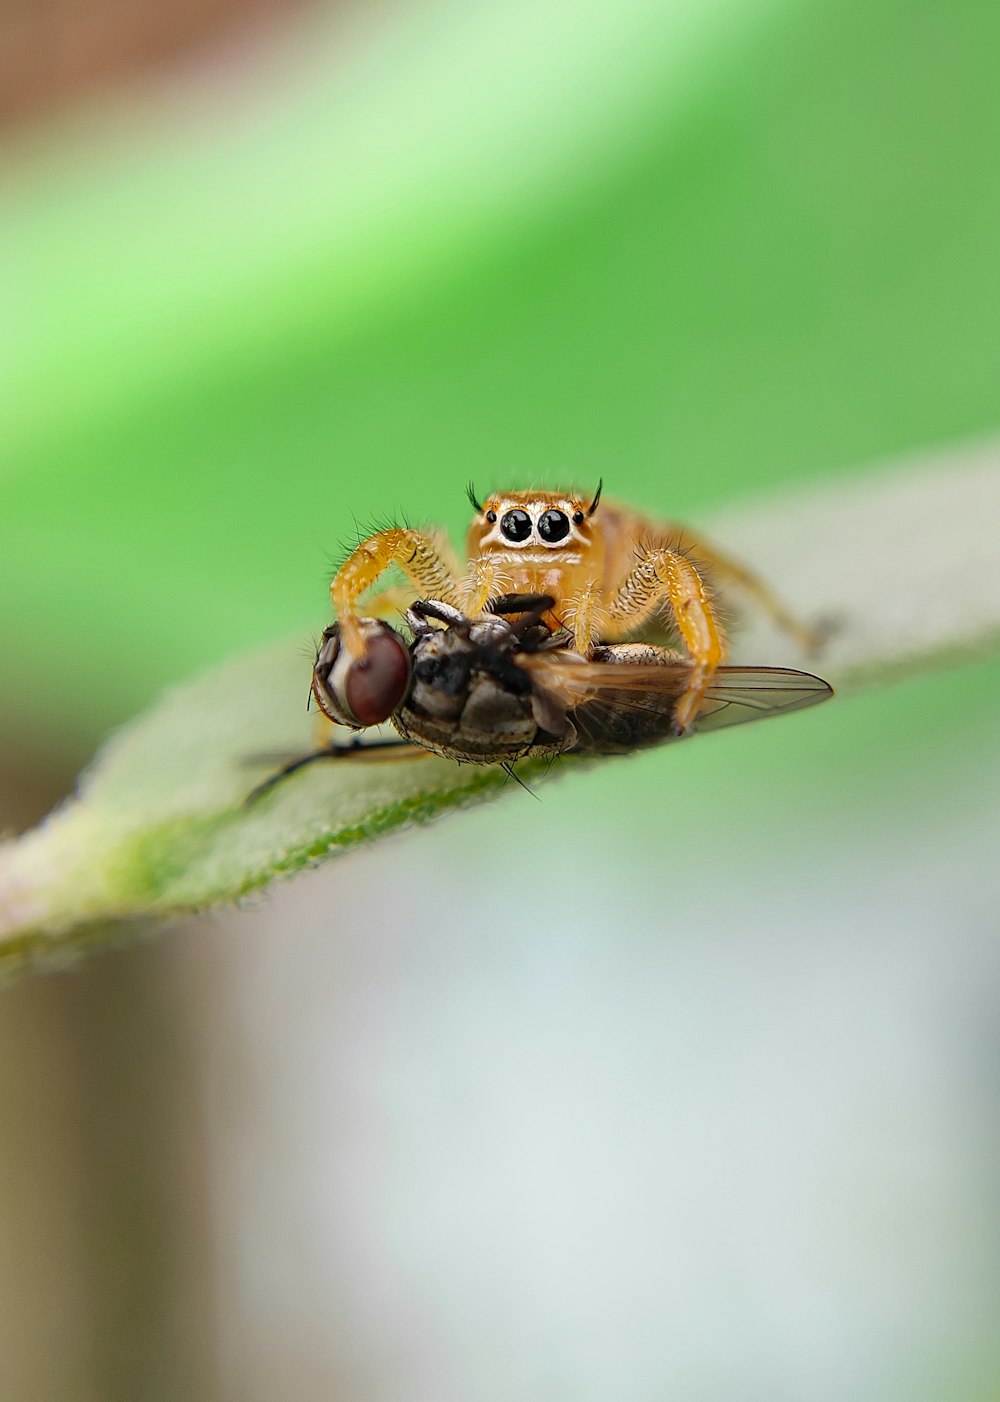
695 667 834 732
518 653 832 754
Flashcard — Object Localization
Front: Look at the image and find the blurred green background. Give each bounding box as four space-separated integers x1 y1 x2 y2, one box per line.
4 0 1000 746
1 0 999 1398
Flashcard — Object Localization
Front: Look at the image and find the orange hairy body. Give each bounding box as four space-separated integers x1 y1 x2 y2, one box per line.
330 484 815 732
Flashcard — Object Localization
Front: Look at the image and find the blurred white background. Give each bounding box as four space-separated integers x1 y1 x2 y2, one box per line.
187 672 1000 1400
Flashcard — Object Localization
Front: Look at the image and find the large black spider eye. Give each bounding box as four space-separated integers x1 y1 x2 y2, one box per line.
500 508 532 542
538 509 570 542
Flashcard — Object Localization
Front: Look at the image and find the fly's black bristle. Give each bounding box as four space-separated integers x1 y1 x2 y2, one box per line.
500 761 541 799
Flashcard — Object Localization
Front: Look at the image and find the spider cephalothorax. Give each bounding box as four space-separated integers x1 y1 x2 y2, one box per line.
462 484 605 634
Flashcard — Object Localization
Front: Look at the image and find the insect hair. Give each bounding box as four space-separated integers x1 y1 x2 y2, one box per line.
641 527 742 638
325 509 412 581
500 761 541 799
472 477 605 506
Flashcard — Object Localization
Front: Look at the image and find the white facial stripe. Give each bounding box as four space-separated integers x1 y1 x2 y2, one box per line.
481 535 584 554
481 500 586 549
484 549 583 563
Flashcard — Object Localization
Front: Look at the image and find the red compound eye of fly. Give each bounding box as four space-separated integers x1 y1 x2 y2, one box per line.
343 630 412 726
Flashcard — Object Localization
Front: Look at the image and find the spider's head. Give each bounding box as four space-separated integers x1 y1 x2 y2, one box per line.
465 481 603 559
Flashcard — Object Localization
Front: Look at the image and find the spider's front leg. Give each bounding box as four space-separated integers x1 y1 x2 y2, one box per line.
331 528 464 658
606 546 726 732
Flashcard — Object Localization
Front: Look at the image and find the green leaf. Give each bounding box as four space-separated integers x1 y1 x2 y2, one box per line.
2 436 997 969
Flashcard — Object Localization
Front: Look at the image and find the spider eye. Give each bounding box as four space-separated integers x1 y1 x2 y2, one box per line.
538 509 570 542
500 508 532 542
486 510 497 523
572 510 585 525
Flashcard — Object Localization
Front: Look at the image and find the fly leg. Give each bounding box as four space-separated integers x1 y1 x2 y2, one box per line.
244 735 430 807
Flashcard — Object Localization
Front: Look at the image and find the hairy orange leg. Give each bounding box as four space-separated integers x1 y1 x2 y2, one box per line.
462 556 514 615
606 547 726 731
652 524 821 652
331 528 464 658
561 577 608 654
358 585 417 622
